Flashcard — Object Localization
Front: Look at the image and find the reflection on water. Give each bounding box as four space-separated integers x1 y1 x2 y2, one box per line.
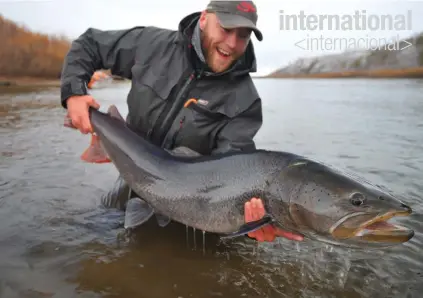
0 79 422 297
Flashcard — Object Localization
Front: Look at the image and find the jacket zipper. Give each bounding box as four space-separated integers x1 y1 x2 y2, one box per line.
148 71 197 146
171 115 186 146
165 69 206 149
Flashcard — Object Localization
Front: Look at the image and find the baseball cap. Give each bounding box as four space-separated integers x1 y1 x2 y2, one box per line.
206 0 263 41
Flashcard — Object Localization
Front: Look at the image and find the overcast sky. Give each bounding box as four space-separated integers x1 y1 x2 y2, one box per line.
1 0 423 75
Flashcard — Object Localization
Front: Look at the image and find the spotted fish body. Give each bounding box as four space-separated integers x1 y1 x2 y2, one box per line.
72 106 414 248
92 107 293 233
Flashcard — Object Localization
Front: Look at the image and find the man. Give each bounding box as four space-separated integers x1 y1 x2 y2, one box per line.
61 0 303 242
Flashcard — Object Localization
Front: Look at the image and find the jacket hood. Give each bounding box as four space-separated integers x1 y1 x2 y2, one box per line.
176 12 258 77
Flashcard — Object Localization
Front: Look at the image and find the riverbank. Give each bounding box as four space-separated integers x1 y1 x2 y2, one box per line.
0 76 60 86
262 66 423 79
1 15 70 81
0 74 129 96
0 76 61 95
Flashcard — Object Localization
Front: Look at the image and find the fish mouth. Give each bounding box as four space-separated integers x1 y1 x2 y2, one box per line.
330 209 414 244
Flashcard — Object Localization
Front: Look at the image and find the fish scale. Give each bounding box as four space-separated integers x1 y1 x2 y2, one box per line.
64 105 415 249
120 151 284 232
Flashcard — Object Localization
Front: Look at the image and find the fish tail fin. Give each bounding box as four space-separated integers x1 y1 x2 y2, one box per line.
63 112 110 163
80 134 111 163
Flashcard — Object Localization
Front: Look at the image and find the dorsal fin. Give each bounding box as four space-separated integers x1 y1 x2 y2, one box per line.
107 105 125 122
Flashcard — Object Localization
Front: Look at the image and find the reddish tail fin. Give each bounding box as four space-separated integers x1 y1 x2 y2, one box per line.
64 113 110 163
80 134 111 163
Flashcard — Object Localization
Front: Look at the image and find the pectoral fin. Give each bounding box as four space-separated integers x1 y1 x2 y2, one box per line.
219 215 274 239
124 198 154 229
107 105 125 122
124 189 172 229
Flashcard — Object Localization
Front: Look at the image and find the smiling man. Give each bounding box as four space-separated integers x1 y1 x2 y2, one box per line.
200 1 261 72
61 0 304 243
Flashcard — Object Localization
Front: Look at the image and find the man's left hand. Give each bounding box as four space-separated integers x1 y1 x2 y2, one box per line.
244 197 304 242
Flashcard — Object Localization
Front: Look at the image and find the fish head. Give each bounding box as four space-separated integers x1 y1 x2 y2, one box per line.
274 158 414 248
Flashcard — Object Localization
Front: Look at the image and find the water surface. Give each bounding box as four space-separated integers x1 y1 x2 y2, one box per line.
0 78 422 297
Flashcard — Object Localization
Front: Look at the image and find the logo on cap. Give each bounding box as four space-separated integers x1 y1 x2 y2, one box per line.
237 1 256 13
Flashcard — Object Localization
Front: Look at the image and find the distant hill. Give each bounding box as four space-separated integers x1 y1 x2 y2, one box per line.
267 32 423 78
0 14 71 79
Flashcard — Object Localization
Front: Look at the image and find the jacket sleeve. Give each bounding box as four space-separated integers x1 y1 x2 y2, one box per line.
60 26 145 108
212 98 263 154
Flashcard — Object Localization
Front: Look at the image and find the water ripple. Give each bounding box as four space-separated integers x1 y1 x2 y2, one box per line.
0 80 422 297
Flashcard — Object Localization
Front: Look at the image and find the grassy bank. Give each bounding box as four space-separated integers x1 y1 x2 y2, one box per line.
0 14 71 84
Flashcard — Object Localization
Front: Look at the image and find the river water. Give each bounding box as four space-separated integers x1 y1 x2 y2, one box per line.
0 78 422 298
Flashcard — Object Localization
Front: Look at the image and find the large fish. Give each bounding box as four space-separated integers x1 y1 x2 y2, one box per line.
64 105 414 249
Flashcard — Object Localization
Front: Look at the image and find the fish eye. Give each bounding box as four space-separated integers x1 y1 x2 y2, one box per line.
350 192 366 206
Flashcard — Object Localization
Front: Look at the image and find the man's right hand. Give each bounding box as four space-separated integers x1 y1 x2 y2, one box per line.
245 198 304 242
66 95 100 134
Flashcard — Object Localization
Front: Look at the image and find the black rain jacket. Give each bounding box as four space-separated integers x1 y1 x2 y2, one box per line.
60 12 263 210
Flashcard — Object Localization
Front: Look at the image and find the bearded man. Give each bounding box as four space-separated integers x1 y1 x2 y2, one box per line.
60 0 303 243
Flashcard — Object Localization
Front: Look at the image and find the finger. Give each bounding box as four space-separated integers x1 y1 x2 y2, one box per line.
251 198 261 221
79 115 91 134
256 198 265 218
250 198 265 241
245 202 252 222
251 229 265 242
71 116 81 130
254 198 276 241
254 198 272 241
247 198 258 238
88 98 100 109
245 202 257 239
262 225 276 242
246 202 257 239
80 120 89 134
80 109 93 133
256 232 265 242
274 228 304 241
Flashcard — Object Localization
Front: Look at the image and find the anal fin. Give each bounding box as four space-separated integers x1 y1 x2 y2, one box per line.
123 188 172 229
124 198 154 229
219 215 274 239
